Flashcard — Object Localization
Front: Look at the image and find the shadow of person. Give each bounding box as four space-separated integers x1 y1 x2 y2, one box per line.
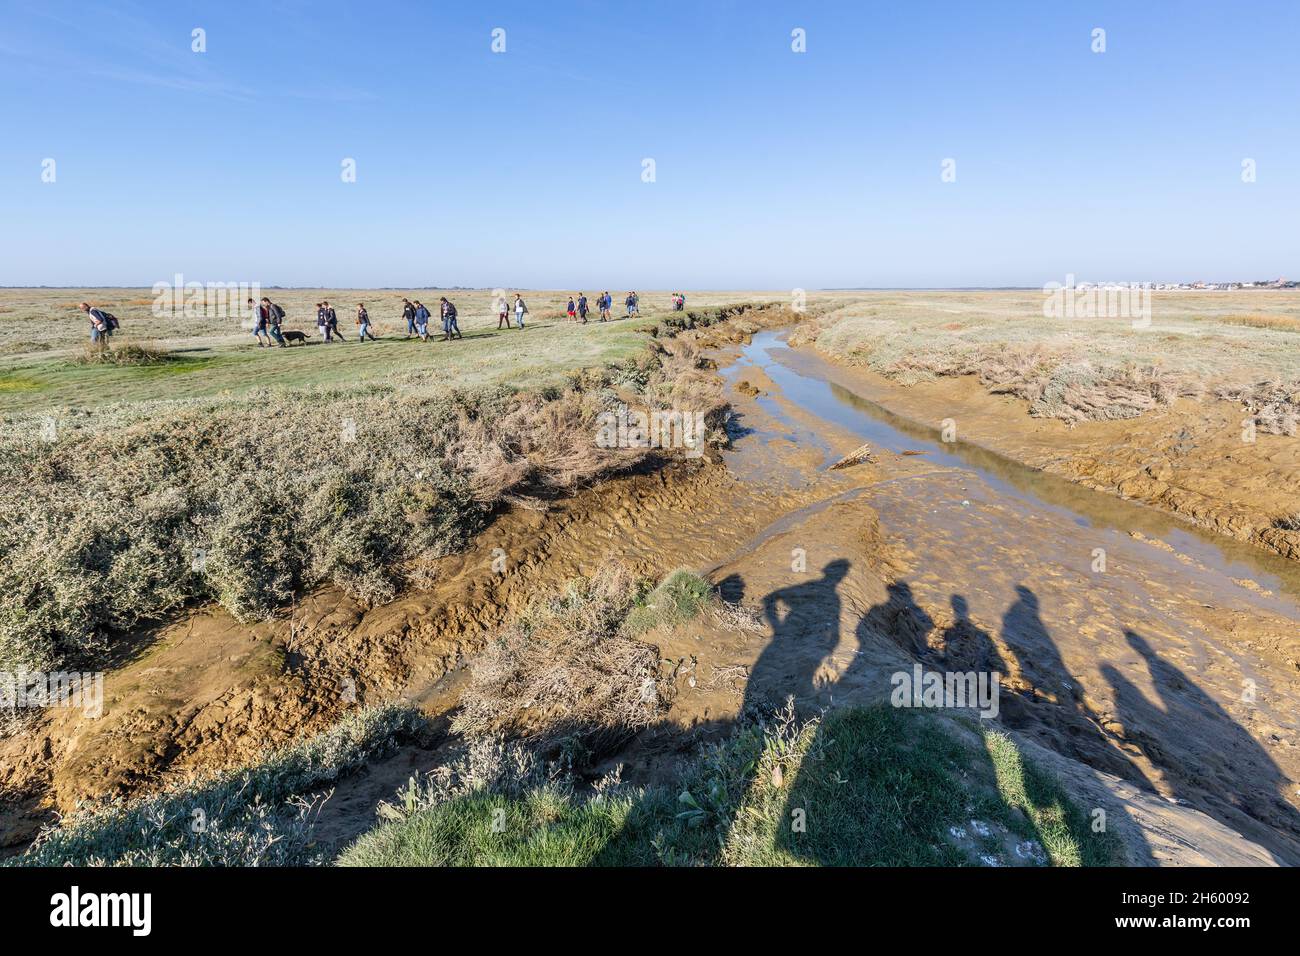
989 586 1161 862
741 559 850 718
851 579 935 664
1101 630 1300 861
938 594 1007 674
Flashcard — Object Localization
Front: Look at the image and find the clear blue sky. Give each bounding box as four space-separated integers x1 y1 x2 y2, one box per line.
1 0 1295 288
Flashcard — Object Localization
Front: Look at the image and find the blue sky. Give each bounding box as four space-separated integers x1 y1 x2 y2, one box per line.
1 0 1296 288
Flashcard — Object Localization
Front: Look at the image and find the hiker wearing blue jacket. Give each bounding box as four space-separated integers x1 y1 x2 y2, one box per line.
402 298 417 338
577 294 589 323
413 300 431 341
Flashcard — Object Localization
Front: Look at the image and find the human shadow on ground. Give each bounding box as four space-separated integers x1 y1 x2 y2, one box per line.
593 574 1166 865
1102 630 1300 862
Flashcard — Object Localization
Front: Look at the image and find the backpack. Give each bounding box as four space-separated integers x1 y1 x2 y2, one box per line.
97 310 120 331
271 303 286 321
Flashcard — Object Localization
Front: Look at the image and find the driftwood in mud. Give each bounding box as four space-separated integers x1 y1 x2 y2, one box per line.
830 442 877 470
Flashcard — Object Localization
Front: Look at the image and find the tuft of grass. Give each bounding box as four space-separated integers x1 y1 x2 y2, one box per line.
8 704 426 867
624 568 713 636
67 342 171 367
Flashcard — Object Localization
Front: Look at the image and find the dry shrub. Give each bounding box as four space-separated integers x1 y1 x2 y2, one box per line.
67 342 170 366
0 342 726 675
1020 361 1184 424
1215 380 1300 436
874 340 1191 425
452 565 672 760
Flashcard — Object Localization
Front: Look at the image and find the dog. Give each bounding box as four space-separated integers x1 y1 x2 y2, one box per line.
281 329 308 345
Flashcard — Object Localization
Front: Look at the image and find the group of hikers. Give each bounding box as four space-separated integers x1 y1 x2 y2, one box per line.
80 290 688 347
244 296 463 347
558 291 628 323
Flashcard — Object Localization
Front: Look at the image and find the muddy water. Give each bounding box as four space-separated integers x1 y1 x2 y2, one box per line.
719 329 1300 862
735 330 1300 611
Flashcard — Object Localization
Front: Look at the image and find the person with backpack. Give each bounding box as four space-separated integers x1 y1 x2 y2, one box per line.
513 293 527 329
599 291 611 321
356 303 377 341
401 298 417 338
262 296 287 346
248 297 286 347
439 297 462 340
413 300 431 340
322 300 345 341
577 293 589 323
80 301 117 343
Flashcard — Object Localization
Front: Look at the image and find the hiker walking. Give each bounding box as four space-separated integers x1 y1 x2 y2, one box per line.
625 292 635 318
577 293 589 323
402 298 417 338
316 302 331 342
513 293 527 329
413 300 431 341
439 297 462 340
496 292 510 329
249 297 286 348
249 296 271 347
356 303 377 341
599 291 611 321
264 297 287 346
323 301 345 341
80 301 117 343
566 296 577 321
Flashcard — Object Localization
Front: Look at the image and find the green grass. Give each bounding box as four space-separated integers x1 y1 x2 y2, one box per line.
0 322 661 414
624 568 714 636
339 706 1121 867
0 288 769 414
0 373 43 393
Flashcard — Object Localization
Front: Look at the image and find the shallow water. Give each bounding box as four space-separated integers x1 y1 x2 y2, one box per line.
732 329 1300 611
